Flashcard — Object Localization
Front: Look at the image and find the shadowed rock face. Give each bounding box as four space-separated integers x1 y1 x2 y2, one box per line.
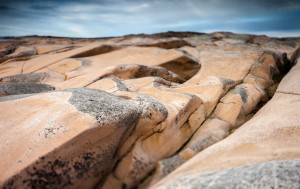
0 32 300 189
0 89 142 189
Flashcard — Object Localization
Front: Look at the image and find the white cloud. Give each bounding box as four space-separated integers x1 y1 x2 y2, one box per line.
253 30 300 37
1 0 300 37
126 3 150 12
56 4 106 13
66 24 89 37
154 20 209 29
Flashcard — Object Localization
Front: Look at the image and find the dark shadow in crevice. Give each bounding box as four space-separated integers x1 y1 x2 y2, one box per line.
71 45 118 58
159 57 201 81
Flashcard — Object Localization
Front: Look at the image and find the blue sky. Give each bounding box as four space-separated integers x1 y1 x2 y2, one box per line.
0 0 300 37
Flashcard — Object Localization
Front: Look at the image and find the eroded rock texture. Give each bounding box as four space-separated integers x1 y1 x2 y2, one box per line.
0 32 300 189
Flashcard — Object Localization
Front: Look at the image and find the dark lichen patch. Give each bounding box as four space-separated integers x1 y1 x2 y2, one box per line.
2 175 21 189
189 135 215 153
43 124 67 138
110 77 129 91
160 159 300 189
0 73 48 84
0 83 55 96
76 58 91 67
24 159 72 189
128 156 153 186
232 87 248 103
133 94 168 121
160 155 186 176
67 88 142 127
18 50 36 57
175 48 199 63
218 77 236 90
71 151 109 180
3 146 117 189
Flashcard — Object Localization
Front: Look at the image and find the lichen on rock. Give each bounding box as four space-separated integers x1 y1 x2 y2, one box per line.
0 32 300 189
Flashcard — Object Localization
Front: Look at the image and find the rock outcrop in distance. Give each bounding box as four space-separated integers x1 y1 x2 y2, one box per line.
0 31 300 189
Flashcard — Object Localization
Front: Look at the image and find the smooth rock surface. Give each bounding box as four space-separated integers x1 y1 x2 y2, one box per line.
151 50 300 188
0 32 299 189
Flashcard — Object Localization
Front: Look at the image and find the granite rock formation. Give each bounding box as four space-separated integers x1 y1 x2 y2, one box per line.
0 32 299 189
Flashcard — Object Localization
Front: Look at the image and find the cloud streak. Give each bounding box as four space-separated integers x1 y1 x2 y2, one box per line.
0 0 299 37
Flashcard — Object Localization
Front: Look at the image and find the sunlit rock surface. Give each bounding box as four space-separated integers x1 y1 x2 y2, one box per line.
0 32 299 189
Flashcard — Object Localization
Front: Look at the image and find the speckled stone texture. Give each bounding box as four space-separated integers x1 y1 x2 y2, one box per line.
155 159 300 189
0 83 55 95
